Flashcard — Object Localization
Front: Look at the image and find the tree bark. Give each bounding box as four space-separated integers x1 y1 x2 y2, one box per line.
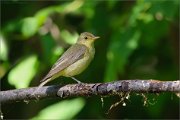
0 80 179 104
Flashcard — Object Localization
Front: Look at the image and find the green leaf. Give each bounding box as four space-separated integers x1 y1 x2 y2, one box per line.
0 34 8 61
8 55 39 88
40 34 55 64
31 98 85 120
21 17 39 38
61 30 79 44
129 0 153 26
149 0 179 20
105 28 141 82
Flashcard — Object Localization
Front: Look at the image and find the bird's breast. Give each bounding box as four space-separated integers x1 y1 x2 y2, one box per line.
61 47 95 77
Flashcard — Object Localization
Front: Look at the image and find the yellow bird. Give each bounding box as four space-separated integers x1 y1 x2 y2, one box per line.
36 32 99 91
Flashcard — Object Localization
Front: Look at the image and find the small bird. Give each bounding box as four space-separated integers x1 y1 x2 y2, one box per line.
34 32 99 92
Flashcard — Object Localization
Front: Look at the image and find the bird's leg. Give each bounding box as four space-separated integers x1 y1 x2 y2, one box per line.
71 77 82 84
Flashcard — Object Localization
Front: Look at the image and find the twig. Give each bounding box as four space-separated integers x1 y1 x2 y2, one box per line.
0 80 179 104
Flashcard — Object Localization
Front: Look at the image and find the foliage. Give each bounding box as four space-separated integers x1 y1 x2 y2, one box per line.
1 0 179 119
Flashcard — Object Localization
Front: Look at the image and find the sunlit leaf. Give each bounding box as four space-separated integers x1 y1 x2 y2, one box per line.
53 46 64 56
35 1 84 26
8 55 39 88
35 5 63 26
60 30 79 44
0 34 8 61
21 17 39 38
51 46 64 65
31 98 85 120
129 0 153 26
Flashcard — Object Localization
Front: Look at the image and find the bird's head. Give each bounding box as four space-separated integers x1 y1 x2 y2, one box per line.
77 32 100 46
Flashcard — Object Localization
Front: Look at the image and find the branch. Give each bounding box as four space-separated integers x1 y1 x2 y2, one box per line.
0 80 179 104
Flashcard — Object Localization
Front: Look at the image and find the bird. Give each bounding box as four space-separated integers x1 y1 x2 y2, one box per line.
33 32 99 94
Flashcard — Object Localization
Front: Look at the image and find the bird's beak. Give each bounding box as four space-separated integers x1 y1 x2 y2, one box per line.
93 36 100 40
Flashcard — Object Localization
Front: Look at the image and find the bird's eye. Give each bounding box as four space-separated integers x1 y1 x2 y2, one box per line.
84 37 88 40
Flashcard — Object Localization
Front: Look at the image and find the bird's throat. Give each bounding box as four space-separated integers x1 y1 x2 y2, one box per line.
79 40 95 49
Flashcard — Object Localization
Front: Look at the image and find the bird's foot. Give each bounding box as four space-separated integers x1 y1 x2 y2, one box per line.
71 77 83 84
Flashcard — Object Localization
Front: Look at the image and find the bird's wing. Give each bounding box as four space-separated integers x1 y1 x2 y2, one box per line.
40 44 87 82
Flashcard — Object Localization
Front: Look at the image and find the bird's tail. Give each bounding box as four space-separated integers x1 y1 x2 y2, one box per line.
32 78 52 96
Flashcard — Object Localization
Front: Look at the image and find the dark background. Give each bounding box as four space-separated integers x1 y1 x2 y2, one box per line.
1 0 179 119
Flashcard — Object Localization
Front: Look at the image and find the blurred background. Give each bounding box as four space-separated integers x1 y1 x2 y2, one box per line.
1 0 179 119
